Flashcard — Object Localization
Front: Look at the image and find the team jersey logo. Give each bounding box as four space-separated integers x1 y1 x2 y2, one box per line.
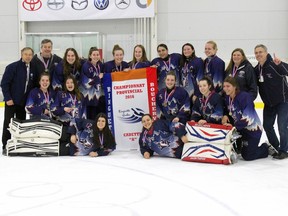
115 0 130 9
71 0 88 10
22 0 42 11
47 0 65 10
94 0 109 10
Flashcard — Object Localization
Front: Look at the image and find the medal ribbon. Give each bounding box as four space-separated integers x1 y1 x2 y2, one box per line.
201 91 214 113
43 91 50 108
99 133 104 147
164 88 176 106
40 56 50 70
163 57 171 71
232 65 238 77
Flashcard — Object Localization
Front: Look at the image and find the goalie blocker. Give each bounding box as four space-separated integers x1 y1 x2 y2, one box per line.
6 118 70 156
182 121 238 165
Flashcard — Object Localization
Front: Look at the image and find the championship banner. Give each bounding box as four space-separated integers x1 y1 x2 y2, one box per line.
19 0 155 21
103 67 157 150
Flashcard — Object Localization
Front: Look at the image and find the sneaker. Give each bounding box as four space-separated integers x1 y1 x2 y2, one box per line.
261 142 278 157
273 152 288 160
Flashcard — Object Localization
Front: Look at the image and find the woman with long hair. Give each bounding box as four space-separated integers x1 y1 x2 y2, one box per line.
52 48 83 91
222 76 277 161
80 46 105 120
51 75 86 126
179 43 204 104
225 48 257 100
69 113 116 156
191 76 223 125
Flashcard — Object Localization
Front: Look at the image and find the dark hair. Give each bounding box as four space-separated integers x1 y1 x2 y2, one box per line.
141 114 153 131
41 39 53 47
157 43 168 51
199 76 214 91
131 44 149 64
180 43 196 67
88 46 100 61
62 48 81 78
225 48 248 73
112 44 124 55
92 113 116 149
224 76 240 94
38 71 51 83
63 75 82 100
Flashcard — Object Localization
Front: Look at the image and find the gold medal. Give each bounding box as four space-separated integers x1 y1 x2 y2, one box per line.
163 102 167 107
229 112 232 116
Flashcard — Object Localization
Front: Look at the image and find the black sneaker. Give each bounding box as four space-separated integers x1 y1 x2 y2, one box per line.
261 142 278 156
273 152 288 160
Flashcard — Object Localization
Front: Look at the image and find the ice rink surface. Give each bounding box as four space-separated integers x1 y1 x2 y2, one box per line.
0 107 287 216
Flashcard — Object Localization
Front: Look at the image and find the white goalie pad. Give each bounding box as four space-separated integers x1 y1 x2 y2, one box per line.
182 121 237 165
9 118 62 139
6 137 59 156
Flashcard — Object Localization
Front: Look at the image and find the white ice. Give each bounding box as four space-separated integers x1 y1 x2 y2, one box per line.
0 107 287 216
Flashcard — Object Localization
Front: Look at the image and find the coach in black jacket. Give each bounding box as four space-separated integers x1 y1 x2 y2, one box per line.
0 47 35 154
254 44 288 159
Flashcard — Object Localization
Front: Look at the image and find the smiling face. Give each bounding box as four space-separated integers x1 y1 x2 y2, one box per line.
114 50 124 65
134 46 143 62
90 50 101 63
41 42 52 58
204 42 217 57
223 81 236 97
254 47 268 65
39 75 50 91
142 115 153 130
165 74 176 89
232 51 244 67
97 117 106 131
65 78 75 92
199 80 211 96
183 45 194 58
66 50 76 65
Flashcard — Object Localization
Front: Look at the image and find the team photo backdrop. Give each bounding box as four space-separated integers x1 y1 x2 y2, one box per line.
103 67 157 150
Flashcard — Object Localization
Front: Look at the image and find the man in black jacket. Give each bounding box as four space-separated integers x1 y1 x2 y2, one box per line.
1 47 35 155
254 44 288 159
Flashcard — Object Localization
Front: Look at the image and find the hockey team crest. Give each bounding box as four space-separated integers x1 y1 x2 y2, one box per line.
72 0 88 10
94 0 109 10
22 0 42 11
47 0 65 10
118 107 144 123
115 0 130 9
